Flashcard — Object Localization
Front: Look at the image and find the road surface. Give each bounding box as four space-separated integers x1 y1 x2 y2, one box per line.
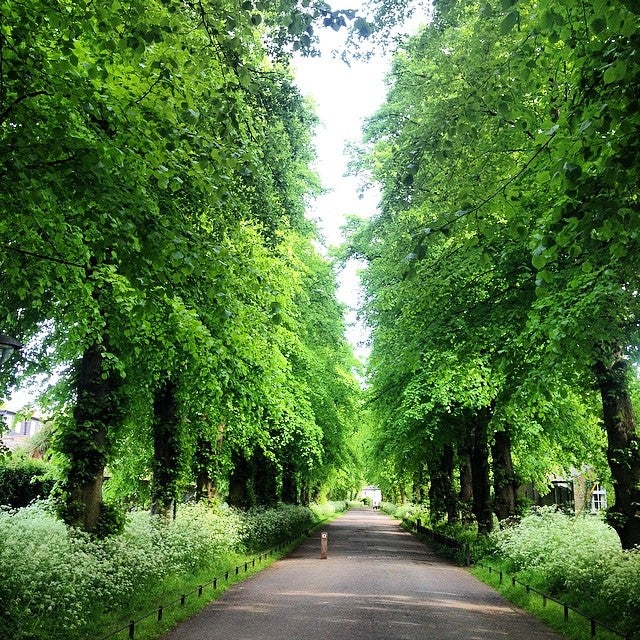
162 507 562 640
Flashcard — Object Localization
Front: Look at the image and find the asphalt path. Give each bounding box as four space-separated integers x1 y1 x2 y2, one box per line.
162 507 563 640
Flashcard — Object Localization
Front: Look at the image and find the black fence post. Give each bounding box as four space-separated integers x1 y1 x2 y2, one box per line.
564 604 569 621
129 620 135 639
157 606 163 621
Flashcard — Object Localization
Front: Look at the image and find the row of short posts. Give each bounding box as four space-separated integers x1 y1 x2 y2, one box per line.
119 552 270 639
484 565 633 639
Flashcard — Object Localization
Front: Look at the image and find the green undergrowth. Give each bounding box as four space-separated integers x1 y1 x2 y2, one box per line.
95 544 294 640
0 499 347 640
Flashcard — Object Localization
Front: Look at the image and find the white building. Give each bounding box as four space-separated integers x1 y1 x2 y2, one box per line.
362 485 382 508
1 409 43 450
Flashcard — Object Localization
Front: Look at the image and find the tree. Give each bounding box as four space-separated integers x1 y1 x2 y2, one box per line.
1 0 361 530
349 0 638 543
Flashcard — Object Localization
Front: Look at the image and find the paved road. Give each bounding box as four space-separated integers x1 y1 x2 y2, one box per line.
163 507 563 640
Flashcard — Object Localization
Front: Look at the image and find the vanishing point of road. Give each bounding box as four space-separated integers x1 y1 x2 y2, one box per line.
163 507 563 640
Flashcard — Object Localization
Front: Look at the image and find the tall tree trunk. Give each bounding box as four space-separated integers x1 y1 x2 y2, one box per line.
469 407 493 534
195 435 218 501
442 443 458 523
491 427 519 524
428 470 446 524
595 353 640 549
281 461 298 504
151 378 180 519
61 343 121 533
458 445 474 525
228 452 252 507
412 465 427 504
428 445 457 524
252 449 278 506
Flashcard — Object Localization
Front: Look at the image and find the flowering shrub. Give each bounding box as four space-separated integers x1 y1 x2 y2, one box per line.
489 507 620 591
484 507 639 635
240 503 316 552
0 500 331 640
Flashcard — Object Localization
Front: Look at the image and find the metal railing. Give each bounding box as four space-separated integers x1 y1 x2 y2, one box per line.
476 563 633 640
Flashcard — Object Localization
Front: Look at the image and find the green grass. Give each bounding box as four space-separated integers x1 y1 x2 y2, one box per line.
472 565 628 640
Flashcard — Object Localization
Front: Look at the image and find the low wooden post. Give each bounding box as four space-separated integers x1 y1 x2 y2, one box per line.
320 531 328 559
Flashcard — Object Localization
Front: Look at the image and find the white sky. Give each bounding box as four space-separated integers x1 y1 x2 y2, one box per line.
292 28 391 363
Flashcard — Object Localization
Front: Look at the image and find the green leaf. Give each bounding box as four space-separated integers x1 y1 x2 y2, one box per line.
479 3 493 18
603 60 627 84
500 11 519 34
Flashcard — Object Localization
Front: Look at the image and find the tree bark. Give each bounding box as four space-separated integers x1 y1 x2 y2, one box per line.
62 343 122 533
595 354 640 549
469 407 493 534
281 461 298 503
428 444 457 524
151 378 180 519
227 453 252 508
458 445 474 525
194 423 223 502
442 443 458 522
491 427 519 524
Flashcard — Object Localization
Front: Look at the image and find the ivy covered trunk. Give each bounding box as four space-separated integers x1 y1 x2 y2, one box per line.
60 343 121 534
194 436 217 501
491 427 519 524
469 408 493 534
228 453 252 508
281 461 298 504
595 354 640 550
151 378 180 519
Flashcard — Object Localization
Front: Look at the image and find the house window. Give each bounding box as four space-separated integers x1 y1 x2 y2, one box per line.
550 480 575 513
591 483 607 512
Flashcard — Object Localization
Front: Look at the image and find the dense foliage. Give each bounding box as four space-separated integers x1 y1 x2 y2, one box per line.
0 499 343 640
349 0 640 546
0 0 363 529
0 452 53 507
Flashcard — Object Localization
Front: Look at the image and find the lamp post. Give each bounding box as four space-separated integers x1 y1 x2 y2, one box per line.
0 334 22 367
